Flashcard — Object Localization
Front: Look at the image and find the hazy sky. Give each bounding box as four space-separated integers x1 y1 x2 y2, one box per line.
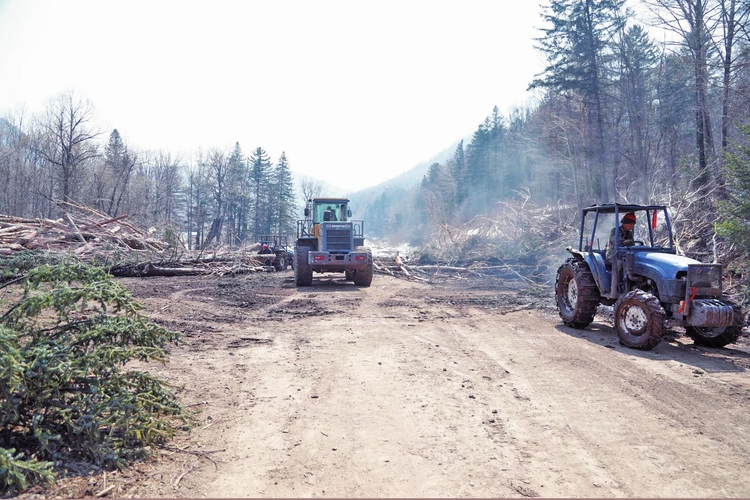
0 0 547 192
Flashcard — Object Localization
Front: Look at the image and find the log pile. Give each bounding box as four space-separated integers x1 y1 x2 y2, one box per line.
0 203 272 277
0 210 166 258
109 256 275 277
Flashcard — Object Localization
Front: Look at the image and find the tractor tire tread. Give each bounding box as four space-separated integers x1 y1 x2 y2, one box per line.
555 258 600 329
614 290 665 350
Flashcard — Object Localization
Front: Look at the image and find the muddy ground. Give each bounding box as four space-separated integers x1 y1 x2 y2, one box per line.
26 268 750 498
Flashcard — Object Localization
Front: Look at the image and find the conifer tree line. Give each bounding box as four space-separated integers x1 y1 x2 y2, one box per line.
0 96 297 249
362 0 750 256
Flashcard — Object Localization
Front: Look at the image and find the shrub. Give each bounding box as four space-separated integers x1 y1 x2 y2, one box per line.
718 124 750 256
0 259 186 495
0 251 66 284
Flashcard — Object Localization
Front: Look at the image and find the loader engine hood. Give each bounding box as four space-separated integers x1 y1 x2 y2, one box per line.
633 251 700 280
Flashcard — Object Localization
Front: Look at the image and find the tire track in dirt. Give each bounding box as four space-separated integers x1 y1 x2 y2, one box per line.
111 273 750 498
455 310 750 497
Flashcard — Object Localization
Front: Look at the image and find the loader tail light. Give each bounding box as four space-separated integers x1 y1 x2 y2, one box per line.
355 255 365 261
314 255 325 261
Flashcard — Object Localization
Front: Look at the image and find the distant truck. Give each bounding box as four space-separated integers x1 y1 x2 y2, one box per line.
294 197 373 286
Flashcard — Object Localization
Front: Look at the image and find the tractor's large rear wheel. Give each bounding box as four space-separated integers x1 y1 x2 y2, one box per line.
294 247 313 286
273 254 288 272
686 299 744 348
555 258 600 328
614 290 665 350
352 247 373 287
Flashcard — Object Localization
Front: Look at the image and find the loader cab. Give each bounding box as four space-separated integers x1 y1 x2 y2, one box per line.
305 199 352 224
298 197 358 244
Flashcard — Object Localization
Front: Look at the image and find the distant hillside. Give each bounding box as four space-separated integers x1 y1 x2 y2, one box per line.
347 141 459 210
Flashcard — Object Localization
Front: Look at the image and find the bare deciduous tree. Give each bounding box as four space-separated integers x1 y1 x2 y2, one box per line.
35 91 101 207
643 0 720 188
202 149 229 247
299 176 323 208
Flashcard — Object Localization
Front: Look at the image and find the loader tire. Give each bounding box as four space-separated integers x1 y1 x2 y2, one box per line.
352 247 373 287
295 247 313 286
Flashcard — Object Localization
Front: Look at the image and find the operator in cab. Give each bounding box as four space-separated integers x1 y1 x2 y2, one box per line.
324 206 337 221
606 212 636 295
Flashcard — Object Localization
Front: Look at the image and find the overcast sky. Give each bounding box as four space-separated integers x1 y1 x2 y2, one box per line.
0 0 548 192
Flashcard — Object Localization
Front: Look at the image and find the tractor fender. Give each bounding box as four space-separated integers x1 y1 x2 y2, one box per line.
565 246 587 262
566 247 610 295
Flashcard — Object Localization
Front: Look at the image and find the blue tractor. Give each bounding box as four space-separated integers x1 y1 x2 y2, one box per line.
555 204 744 350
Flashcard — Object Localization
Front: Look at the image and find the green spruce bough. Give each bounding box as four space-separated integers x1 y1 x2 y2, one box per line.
0 259 186 494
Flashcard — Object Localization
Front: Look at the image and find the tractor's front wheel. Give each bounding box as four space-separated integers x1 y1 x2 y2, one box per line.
614 290 665 350
686 299 744 348
555 259 600 328
294 247 313 286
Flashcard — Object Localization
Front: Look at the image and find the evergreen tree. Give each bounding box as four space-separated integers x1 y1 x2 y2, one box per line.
225 142 250 244
489 108 511 198
531 0 627 203
421 162 456 225
503 107 533 197
464 119 493 210
270 152 297 237
100 129 136 216
450 140 466 205
717 124 750 254
185 156 212 250
615 24 658 202
655 50 695 188
248 146 273 241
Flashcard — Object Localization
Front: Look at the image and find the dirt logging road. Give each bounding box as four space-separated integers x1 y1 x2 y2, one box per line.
54 268 750 498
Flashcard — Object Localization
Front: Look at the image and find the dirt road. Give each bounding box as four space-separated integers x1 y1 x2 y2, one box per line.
48 270 750 498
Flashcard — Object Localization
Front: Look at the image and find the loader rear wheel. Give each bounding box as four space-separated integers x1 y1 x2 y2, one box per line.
294 247 313 286
352 247 373 287
555 259 600 328
614 290 665 350
687 299 744 348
